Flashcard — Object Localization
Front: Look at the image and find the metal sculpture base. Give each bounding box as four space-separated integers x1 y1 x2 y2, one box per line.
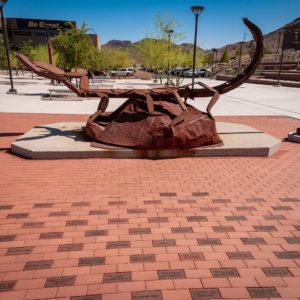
11 122 281 159
86 98 222 150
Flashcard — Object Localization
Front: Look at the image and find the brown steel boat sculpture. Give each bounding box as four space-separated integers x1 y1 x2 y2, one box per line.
17 18 263 150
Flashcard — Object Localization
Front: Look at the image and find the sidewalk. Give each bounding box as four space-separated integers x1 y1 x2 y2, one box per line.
0 76 299 300
0 75 299 119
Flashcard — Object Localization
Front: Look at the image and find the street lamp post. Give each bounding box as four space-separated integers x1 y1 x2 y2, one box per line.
166 29 173 86
210 48 217 79
191 5 204 89
0 0 17 94
275 30 286 87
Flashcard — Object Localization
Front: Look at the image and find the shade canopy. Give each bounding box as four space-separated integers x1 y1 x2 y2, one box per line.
166 29 174 34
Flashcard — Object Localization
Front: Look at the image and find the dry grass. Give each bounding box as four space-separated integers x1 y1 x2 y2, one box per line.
135 70 152 80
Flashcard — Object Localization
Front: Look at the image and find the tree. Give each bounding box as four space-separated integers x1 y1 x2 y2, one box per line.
19 41 36 60
98 47 132 71
51 21 100 71
235 47 243 58
221 49 229 63
0 36 19 71
133 13 187 84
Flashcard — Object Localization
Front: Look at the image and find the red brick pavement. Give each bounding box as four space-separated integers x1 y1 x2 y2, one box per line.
0 113 299 300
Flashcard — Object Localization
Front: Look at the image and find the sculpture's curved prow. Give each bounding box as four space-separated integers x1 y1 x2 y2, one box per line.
181 18 264 98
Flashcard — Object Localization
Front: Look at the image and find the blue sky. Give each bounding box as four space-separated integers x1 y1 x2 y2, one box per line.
4 0 300 49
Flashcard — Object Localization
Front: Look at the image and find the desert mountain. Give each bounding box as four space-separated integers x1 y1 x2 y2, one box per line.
102 18 300 59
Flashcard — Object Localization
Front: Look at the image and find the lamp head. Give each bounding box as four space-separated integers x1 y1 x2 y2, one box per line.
0 0 8 8
166 29 174 34
191 6 205 16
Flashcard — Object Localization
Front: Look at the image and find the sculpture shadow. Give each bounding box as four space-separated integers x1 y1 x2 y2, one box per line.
15 125 86 142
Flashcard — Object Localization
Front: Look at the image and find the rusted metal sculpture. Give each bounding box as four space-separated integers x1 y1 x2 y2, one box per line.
17 18 263 150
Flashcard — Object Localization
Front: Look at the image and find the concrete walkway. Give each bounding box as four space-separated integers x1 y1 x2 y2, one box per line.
0 74 299 119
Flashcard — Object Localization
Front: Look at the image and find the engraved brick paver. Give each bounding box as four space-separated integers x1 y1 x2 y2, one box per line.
130 254 155 263
192 192 209 196
23 260 53 270
39 232 64 239
148 217 169 223
33 202 53 208
49 211 69 216
152 239 176 247
171 227 193 233
227 252 254 259
160 193 177 196
190 288 221 299
1 113 300 299
108 201 127 206
225 215 247 221
72 202 90 207
70 295 102 300
85 230 108 237
280 197 299 202
274 251 300 259
0 205 14 210
178 199 196 204
211 268 240 277
247 287 281 298
272 205 293 210
22 221 44 228
108 218 129 224
66 220 88 226
106 241 130 249
0 280 17 292
78 257 105 266
0 235 16 242
213 226 235 232
158 269 186 279
187 216 208 222
129 228 151 235
103 272 131 283
144 200 162 204
179 252 205 261
45 276 76 288
6 213 28 218
57 243 83 252
262 267 293 277
131 290 162 300
264 215 285 220
241 238 266 245
253 225 277 232
89 210 108 215
284 237 300 244
197 238 221 245
5 246 33 256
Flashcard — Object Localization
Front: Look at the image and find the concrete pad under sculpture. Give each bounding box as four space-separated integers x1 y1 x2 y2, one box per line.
11 122 281 159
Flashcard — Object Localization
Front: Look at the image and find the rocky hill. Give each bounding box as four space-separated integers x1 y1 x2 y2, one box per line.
102 18 300 59
215 17 300 60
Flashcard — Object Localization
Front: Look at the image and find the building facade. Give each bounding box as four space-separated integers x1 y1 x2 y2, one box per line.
1 17 101 50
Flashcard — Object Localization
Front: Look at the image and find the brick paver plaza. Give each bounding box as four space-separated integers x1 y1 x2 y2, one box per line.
0 78 299 299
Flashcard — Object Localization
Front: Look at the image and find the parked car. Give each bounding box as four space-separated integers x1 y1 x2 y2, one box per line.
186 70 201 78
116 68 135 76
182 68 192 77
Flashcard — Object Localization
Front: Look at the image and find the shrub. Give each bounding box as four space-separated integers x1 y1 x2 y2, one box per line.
135 71 152 80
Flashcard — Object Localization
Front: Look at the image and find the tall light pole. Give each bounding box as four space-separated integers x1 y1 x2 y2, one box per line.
237 33 246 75
275 29 286 87
0 0 17 94
210 48 217 79
166 29 173 86
191 5 204 89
